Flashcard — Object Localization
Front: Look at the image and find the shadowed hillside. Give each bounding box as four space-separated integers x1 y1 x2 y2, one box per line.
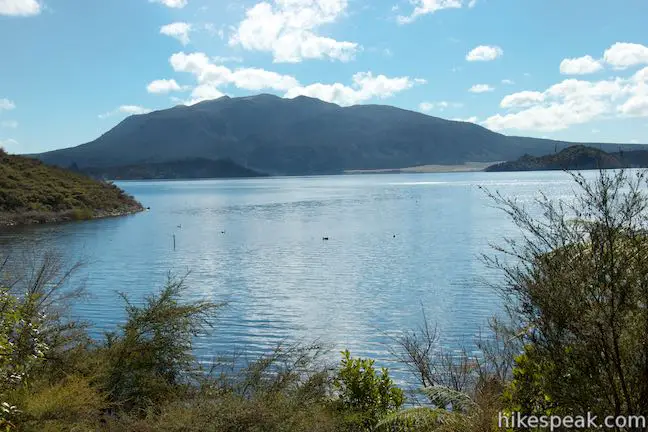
80 158 268 180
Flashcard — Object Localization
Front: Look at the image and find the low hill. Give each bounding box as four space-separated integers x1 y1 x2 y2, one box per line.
34 94 648 176
485 145 648 172
79 158 268 180
0 150 143 227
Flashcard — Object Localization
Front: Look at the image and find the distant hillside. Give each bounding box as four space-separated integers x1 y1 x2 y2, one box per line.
34 94 648 176
0 150 143 227
485 145 648 172
79 158 268 180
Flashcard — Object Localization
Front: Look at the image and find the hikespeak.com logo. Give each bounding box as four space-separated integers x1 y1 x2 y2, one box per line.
499 411 647 430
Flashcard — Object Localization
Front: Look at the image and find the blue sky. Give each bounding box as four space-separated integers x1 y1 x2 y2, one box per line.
1 0 647 154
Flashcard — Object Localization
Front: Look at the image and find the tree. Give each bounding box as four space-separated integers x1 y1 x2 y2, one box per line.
482 169 648 421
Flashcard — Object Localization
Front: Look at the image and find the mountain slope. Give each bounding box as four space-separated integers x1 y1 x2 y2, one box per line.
80 158 268 180
35 94 648 175
0 150 143 227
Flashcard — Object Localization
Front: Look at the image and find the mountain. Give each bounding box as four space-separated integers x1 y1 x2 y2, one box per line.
34 94 648 176
79 158 268 180
0 149 143 227
485 145 648 172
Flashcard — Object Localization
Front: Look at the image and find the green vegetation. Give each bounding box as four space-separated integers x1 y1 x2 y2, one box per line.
485 144 648 172
0 149 143 227
3 168 648 430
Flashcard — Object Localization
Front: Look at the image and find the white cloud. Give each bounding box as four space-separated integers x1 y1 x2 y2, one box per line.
0 138 20 153
452 116 478 123
185 84 226 105
169 51 423 106
397 0 462 24
149 0 187 8
0 98 16 111
469 84 494 93
170 52 300 92
501 79 515 85
212 55 244 63
419 101 461 112
468 0 477 7
161 22 192 45
1 120 18 128
466 45 503 62
229 0 359 63
559 55 603 75
231 68 300 90
483 75 640 132
147 79 187 94
99 105 153 119
0 0 40 16
284 72 425 106
604 42 648 69
500 90 544 108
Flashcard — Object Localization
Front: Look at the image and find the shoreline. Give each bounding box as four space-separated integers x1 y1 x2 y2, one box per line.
0 205 144 229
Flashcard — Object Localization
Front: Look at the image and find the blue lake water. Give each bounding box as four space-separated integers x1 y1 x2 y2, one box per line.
0 171 592 383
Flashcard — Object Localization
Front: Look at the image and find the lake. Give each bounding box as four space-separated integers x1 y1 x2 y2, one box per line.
0 170 591 384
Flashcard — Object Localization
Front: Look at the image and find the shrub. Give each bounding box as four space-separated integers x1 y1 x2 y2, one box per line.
101 275 222 412
484 169 648 418
333 350 404 430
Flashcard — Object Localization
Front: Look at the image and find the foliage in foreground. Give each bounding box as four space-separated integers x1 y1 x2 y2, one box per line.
3 168 648 431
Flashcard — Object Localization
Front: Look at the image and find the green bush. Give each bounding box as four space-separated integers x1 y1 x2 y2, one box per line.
333 350 404 430
101 276 222 412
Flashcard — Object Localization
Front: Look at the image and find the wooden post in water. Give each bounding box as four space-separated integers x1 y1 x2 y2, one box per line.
173 234 176 251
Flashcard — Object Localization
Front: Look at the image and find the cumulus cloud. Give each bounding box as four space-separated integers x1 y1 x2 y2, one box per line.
604 42 648 69
229 0 359 63
501 79 515 85
284 72 425 106
0 98 16 111
559 55 603 75
466 45 503 62
500 91 545 108
99 105 153 119
147 79 187 94
212 55 244 63
469 84 494 93
185 84 226 105
170 52 300 92
168 51 423 106
397 0 462 24
149 0 187 8
0 0 40 16
482 71 645 132
161 22 192 45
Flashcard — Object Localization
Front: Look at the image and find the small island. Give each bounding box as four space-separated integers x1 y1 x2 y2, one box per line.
0 149 143 227
486 145 648 172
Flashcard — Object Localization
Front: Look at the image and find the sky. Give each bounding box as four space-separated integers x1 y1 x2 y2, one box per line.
0 0 647 154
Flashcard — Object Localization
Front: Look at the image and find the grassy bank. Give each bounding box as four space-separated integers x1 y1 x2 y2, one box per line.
0 149 143 228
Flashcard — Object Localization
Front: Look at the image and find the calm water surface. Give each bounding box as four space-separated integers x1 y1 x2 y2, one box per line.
0 171 593 382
